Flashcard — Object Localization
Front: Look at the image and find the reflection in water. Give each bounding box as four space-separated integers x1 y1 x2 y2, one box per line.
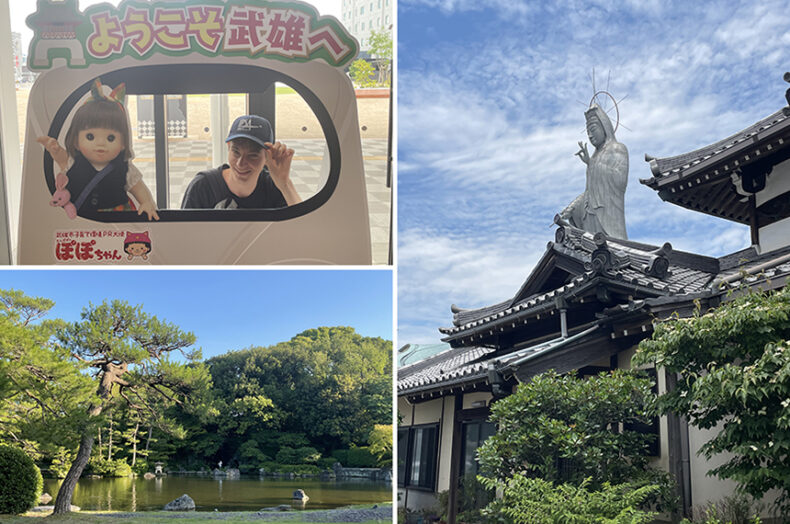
43 476 391 512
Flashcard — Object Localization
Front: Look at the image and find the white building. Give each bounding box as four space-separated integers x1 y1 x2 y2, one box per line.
341 0 392 51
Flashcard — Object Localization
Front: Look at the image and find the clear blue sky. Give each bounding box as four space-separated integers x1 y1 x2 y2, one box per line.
0 269 392 358
398 0 790 343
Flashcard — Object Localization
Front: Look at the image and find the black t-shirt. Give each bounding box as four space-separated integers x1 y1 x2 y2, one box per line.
181 165 287 209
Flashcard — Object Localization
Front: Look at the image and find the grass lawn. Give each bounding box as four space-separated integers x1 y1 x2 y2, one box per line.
0 504 392 523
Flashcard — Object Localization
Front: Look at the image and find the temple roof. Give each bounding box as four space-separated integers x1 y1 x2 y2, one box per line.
441 224 718 341
640 107 790 224
399 242 790 399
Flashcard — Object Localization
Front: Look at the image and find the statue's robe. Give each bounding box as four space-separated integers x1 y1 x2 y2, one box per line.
563 105 628 239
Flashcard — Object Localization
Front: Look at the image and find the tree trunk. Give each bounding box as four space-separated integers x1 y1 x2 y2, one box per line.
97 426 102 457
145 426 152 454
53 432 94 514
107 418 113 460
131 422 139 466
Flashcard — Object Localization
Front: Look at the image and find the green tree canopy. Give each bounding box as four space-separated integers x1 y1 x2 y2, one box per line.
206 327 391 459
52 300 212 514
634 286 790 514
0 290 95 458
478 369 659 486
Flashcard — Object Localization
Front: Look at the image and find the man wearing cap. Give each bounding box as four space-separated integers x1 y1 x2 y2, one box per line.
181 115 301 209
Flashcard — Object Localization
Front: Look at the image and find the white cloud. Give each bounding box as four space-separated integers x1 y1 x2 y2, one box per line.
397 228 546 343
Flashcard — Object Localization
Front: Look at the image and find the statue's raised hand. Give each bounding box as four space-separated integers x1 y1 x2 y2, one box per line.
575 141 590 165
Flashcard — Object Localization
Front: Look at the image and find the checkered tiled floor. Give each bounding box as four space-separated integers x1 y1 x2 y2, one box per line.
132 138 391 265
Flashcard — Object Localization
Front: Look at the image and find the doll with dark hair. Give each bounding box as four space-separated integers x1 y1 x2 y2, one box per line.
37 79 159 220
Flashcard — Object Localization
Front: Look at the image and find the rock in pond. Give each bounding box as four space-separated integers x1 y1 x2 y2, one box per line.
164 494 195 511
143 472 156 479
292 489 309 501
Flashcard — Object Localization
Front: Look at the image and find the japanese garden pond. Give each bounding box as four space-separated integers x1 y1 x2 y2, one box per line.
42 476 392 512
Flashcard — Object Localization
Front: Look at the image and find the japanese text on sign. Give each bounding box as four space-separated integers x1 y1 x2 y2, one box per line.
81 2 353 64
55 230 126 263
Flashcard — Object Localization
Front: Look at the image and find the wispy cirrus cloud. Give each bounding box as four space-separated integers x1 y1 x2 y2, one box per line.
397 0 790 343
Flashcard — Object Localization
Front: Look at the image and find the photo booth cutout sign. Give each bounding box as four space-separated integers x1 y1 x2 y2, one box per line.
19 0 371 265
27 0 358 70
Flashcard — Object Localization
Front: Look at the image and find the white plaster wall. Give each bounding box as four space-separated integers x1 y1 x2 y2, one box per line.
756 157 790 207
757 156 790 253
688 424 780 516
462 392 492 409
398 397 413 426
412 398 442 425
759 217 790 253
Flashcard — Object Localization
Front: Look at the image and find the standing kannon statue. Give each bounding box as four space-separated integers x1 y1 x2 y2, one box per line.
560 100 628 239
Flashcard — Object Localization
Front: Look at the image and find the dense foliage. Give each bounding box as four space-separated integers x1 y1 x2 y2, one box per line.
350 59 376 87
478 370 659 485
479 475 659 524
0 444 43 515
477 370 675 521
0 290 96 459
635 286 790 514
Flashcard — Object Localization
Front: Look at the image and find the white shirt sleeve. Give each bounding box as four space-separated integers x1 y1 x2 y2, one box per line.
125 161 143 191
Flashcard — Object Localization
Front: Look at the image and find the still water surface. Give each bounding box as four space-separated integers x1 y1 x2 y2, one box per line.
42 476 392 512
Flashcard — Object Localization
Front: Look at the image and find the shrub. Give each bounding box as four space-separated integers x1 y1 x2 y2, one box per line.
681 494 763 524
346 446 378 467
275 446 321 465
481 475 659 524
332 449 349 465
258 462 321 476
131 460 149 475
0 445 43 515
332 447 378 467
87 456 132 477
349 59 376 87
318 457 337 470
479 370 659 487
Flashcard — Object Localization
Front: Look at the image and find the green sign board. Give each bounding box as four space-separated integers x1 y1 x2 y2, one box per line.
27 0 359 70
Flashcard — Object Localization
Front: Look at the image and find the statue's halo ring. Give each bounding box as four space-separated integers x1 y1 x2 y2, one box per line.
589 90 620 134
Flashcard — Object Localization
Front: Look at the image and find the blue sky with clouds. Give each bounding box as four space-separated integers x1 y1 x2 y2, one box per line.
397 0 790 343
0 270 392 359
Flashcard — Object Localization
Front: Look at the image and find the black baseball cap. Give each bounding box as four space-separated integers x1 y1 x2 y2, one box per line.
225 115 273 149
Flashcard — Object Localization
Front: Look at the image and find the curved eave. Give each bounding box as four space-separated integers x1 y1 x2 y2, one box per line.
641 109 790 188
439 273 674 344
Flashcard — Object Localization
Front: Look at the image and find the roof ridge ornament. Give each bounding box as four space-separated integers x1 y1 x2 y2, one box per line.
783 72 790 117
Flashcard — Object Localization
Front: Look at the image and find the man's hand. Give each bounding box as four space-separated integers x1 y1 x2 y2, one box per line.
575 141 590 165
37 136 69 171
264 141 295 187
264 141 301 206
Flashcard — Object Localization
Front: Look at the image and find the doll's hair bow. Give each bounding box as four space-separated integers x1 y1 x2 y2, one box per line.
88 78 126 108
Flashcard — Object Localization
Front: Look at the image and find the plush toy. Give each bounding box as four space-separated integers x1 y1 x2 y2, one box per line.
49 171 77 219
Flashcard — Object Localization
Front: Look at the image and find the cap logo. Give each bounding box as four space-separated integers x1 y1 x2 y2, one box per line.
237 118 262 131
